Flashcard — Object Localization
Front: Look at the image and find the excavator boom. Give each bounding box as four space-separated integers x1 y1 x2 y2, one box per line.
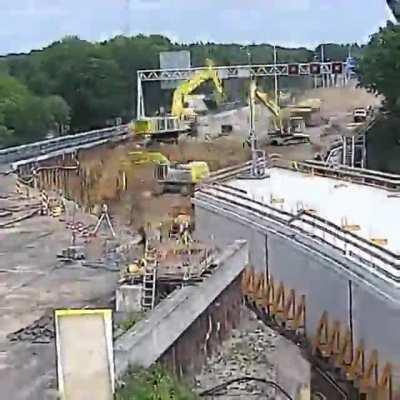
250 80 283 132
171 63 224 120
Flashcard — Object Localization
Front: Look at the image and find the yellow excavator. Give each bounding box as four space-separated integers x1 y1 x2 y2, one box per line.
250 81 284 132
171 59 224 121
133 60 223 138
128 151 210 195
250 80 310 146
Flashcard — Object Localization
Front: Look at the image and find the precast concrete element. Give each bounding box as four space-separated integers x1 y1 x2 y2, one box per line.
54 309 114 400
116 285 143 313
114 240 248 380
193 174 400 400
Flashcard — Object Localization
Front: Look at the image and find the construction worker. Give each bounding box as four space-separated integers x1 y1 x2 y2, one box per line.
154 226 161 243
158 222 163 243
137 226 147 255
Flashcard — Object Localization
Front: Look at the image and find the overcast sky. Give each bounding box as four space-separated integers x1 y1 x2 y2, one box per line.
0 0 394 55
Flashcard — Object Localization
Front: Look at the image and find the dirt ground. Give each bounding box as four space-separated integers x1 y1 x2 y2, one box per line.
300 86 382 116
71 137 251 230
59 85 380 234
195 307 309 400
0 174 120 400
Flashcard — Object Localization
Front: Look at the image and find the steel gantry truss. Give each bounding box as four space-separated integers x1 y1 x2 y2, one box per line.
137 61 346 118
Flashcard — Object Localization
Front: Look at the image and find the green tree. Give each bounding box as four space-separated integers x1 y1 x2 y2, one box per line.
0 75 30 146
358 22 400 112
44 95 71 135
0 75 71 147
37 37 126 130
1 33 366 145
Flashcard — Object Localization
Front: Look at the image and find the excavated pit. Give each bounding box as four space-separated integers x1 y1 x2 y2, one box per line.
34 137 251 230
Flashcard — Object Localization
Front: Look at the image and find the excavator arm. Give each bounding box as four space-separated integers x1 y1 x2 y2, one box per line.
250 80 283 132
171 62 224 120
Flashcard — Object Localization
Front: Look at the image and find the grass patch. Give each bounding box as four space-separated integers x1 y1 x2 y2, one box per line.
117 312 144 332
116 366 198 400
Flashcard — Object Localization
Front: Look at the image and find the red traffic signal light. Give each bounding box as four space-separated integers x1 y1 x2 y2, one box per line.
310 63 321 75
288 64 299 75
332 62 344 74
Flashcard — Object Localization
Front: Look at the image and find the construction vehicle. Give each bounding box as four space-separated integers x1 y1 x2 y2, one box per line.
155 160 210 195
250 80 311 146
133 60 224 139
128 151 210 195
132 116 191 141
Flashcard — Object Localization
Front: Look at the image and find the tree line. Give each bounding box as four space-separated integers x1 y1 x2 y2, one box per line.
0 33 368 148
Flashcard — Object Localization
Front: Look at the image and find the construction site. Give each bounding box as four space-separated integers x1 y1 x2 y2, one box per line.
0 45 398 400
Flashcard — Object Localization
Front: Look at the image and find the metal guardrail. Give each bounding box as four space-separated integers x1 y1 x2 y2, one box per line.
296 160 400 190
0 125 129 164
205 159 268 183
206 158 400 192
211 158 400 218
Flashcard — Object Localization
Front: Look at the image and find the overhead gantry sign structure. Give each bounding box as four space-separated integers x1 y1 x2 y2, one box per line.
136 61 346 118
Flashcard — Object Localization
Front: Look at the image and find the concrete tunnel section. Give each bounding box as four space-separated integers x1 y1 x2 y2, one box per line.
193 166 400 398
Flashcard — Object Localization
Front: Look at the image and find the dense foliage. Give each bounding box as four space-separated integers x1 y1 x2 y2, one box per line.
358 22 400 113
0 74 70 146
116 366 197 400
0 34 359 147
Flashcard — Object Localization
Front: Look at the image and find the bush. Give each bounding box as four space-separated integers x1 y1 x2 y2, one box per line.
116 366 198 400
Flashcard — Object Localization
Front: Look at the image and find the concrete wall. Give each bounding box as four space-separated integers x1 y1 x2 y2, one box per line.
267 233 350 337
195 205 267 272
194 198 400 391
114 240 248 379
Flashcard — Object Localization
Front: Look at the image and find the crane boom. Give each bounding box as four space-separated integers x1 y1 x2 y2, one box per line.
171 63 224 120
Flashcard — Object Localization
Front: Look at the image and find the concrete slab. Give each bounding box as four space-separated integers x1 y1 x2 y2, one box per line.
229 168 400 253
116 285 142 313
55 310 114 400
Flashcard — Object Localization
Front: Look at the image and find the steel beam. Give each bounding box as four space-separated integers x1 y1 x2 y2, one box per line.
137 62 345 82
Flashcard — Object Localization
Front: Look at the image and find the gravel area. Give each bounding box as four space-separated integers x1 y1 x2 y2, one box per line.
195 308 279 399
